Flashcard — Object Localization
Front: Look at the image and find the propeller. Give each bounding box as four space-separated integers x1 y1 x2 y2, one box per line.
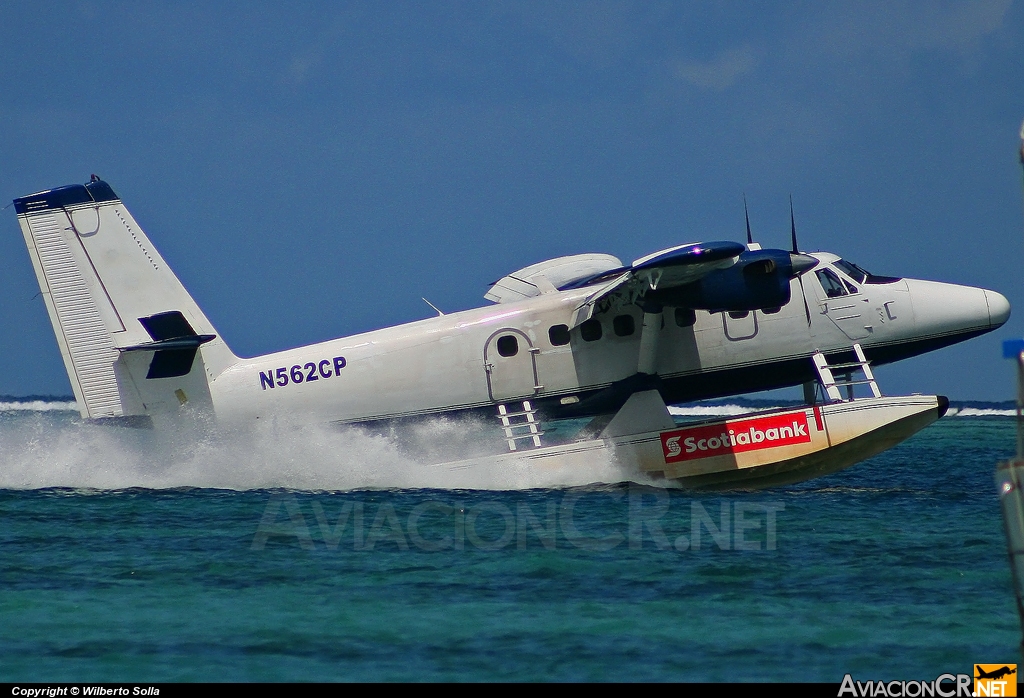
790 196 813 326
744 194 753 245
790 195 799 253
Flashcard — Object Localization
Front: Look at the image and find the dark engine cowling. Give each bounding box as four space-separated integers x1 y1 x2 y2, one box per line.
648 249 817 312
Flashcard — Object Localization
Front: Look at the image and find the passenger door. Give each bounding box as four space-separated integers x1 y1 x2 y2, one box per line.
483 329 540 402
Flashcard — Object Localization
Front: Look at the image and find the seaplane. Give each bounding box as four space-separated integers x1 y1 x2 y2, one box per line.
10 177 1011 488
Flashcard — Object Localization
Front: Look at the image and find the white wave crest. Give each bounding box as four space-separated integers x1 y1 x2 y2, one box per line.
0 400 78 411
673 403 1018 419
669 404 775 417
948 407 1016 417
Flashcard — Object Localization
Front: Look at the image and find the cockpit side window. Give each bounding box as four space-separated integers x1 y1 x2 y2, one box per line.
815 268 848 298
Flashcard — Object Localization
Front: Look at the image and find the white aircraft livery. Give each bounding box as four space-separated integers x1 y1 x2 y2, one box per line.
11 177 1011 429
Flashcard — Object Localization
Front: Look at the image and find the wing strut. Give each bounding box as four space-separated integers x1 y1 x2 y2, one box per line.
636 304 664 375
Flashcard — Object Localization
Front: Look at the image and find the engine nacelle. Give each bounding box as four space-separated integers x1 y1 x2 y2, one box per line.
649 249 816 312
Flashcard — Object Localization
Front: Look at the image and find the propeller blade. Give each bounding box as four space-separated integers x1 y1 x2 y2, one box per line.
789 195 798 254
744 194 753 245
789 196 813 325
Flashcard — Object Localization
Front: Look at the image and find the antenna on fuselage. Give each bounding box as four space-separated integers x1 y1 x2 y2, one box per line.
422 298 445 316
790 195 812 326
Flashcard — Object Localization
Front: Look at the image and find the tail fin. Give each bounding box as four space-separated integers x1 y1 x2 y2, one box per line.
13 177 237 420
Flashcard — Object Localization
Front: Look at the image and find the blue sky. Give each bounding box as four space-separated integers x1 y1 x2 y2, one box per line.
1 1 1022 400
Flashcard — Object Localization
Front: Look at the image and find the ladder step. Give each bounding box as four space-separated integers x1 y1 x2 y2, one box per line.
494 410 538 419
810 343 881 403
497 401 545 451
830 378 878 387
502 431 547 441
501 423 543 432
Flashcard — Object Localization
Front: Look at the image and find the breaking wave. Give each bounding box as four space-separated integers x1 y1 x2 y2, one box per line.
668 404 766 417
945 407 1016 417
0 399 78 411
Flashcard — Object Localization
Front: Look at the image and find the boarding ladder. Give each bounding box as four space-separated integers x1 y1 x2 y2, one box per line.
496 400 544 451
811 343 881 402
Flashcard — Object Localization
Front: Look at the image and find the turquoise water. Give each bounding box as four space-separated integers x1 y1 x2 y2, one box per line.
0 410 1020 681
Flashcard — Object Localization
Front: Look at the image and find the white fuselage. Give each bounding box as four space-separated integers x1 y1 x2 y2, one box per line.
209 252 1007 424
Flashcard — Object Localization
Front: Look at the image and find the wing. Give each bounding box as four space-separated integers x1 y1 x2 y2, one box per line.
570 241 744 327
570 242 819 327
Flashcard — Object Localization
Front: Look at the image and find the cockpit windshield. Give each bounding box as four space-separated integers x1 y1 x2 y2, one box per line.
833 259 869 283
833 258 902 285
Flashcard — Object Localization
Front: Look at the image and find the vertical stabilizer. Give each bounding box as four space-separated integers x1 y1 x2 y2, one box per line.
14 177 237 420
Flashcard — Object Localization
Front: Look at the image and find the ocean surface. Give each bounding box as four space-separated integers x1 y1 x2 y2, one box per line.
0 398 1021 682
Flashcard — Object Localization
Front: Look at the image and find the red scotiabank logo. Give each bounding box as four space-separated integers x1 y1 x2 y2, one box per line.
661 412 812 463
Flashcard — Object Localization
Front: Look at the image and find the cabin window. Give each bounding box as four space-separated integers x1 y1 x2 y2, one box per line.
728 311 749 320
843 280 859 295
496 335 519 357
674 308 696 327
815 268 848 298
580 318 602 342
548 324 570 346
613 314 635 337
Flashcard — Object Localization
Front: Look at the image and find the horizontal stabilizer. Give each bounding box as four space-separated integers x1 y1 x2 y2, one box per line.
145 349 201 380
120 336 217 352
120 311 217 379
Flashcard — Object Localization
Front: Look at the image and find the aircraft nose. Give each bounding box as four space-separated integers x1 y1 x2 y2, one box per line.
904 279 1008 337
985 289 1011 328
